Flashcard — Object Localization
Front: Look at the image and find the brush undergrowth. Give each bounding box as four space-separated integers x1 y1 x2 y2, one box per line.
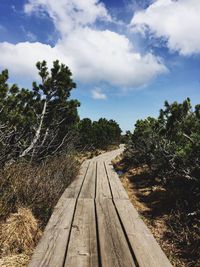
0 154 79 226
0 153 80 265
113 158 200 267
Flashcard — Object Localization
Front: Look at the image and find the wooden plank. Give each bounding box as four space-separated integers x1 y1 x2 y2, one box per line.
29 198 76 267
79 160 96 199
114 199 173 267
104 161 129 199
64 199 98 267
96 161 112 199
95 146 124 162
62 160 90 198
96 199 136 267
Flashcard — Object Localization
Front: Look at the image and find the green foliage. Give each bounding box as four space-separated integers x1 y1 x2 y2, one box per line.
0 60 80 165
123 98 200 266
125 98 200 187
124 99 200 264
78 118 93 147
78 118 122 149
0 60 122 165
121 130 132 144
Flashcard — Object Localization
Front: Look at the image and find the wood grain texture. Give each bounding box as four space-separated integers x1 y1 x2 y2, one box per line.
114 199 173 267
96 161 112 199
30 146 173 267
79 160 96 199
64 199 98 267
96 199 136 267
104 161 129 199
29 198 76 267
62 160 90 198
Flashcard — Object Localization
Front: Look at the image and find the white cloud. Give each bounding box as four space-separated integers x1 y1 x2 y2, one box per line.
0 42 60 79
0 0 167 88
91 87 107 100
131 0 200 55
59 27 167 87
24 0 111 34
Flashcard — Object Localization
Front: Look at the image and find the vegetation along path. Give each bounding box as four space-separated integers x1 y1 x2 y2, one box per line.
29 146 172 267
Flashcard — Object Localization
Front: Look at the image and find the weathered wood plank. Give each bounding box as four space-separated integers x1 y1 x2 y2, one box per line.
96 199 136 267
29 198 76 267
79 160 96 199
95 146 124 162
61 160 90 199
104 161 129 199
114 199 173 267
64 199 98 267
30 146 173 267
96 161 112 199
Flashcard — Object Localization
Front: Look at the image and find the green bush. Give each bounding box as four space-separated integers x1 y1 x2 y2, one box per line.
124 99 200 188
123 98 200 265
78 118 122 150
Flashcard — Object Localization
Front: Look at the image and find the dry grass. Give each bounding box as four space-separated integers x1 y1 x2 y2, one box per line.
0 208 41 266
113 158 200 267
0 153 80 265
0 154 79 226
0 208 41 256
165 210 200 267
0 254 30 267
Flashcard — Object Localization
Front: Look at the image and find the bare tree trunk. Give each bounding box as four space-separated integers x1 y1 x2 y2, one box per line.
183 133 194 143
20 100 47 158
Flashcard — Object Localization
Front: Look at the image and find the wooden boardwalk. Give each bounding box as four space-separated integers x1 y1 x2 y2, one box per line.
29 147 172 267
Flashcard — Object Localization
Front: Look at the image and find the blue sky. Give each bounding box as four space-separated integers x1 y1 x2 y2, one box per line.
0 0 200 132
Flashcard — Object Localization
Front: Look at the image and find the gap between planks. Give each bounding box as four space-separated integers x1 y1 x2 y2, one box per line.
29 155 173 267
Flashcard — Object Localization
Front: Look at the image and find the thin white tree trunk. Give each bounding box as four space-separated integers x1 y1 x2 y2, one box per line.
20 100 47 158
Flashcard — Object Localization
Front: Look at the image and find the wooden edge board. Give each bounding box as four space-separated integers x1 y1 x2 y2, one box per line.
61 160 90 199
64 199 98 267
96 199 136 267
114 199 173 267
104 161 129 200
29 198 76 267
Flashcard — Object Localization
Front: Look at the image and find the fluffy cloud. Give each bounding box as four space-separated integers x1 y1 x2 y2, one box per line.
0 0 167 88
0 42 61 79
59 27 167 87
131 0 200 55
24 0 111 34
91 87 107 100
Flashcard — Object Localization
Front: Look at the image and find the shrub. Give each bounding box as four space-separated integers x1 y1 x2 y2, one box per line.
124 99 200 188
123 98 200 265
0 154 79 226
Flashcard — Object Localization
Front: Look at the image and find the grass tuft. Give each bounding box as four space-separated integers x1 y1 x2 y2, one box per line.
0 207 41 257
0 254 30 267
